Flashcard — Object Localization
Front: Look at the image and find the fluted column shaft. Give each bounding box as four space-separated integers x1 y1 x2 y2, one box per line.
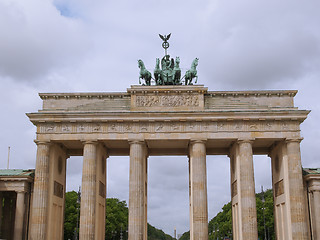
238 140 258 240
14 191 26 240
312 189 320 239
80 141 98 240
30 141 51 240
308 181 320 240
128 140 147 240
286 140 309 239
189 140 208 240
0 194 3 233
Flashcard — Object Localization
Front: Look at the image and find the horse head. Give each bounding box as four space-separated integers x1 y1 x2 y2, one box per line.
193 58 199 67
138 59 144 69
155 58 160 69
175 57 180 66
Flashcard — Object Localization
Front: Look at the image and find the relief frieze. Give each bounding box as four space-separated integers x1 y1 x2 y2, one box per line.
155 123 165 132
92 124 101 132
77 124 86 132
38 120 300 134
62 124 71 132
136 95 199 107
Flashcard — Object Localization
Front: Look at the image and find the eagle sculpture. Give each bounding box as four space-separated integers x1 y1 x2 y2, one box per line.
159 33 171 42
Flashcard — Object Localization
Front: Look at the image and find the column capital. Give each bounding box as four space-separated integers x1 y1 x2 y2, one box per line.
34 140 51 145
285 137 303 143
237 138 255 144
15 190 26 194
82 140 99 145
128 139 146 145
189 139 207 144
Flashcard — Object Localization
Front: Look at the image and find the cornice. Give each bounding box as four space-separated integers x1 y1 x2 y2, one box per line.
26 109 310 125
39 92 130 100
38 89 297 100
127 84 208 94
206 90 297 98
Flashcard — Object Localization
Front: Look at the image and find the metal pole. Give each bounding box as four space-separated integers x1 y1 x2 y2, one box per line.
7 146 10 169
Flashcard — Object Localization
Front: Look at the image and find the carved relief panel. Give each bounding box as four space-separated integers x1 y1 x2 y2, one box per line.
38 120 300 135
129 85 207 111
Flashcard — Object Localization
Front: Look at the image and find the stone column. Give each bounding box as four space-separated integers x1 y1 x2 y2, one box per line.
286 139 309 239
237 140 258 240
189 140 208 240
13 191 25 240
80 141 98 240
308 179 320 240
128 140 147 240
2 194 13 239
0 194 3 234
30 141 51 240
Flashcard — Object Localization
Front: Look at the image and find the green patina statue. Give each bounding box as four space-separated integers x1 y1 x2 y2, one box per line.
184 58 199 85
137 34 199 86
138 59 152 86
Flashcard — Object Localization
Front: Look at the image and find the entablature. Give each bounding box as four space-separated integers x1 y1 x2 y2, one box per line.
35 86 302 113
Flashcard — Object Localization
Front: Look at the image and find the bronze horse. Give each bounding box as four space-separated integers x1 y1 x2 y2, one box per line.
184 58 199 85
138 59 152 86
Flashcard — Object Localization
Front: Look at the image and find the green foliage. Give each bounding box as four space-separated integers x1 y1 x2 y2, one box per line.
64 191 174 240
180 189 275 240
148 223 175 240
105 198 128 240
64 191 80 240
208 202 232 240
256 189 275 240
178 231 189 240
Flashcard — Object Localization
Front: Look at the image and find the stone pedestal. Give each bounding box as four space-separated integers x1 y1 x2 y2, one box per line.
128 140 148 240
80 141 98 240
189 140 208 240
14 191 25 240
30 141 51 240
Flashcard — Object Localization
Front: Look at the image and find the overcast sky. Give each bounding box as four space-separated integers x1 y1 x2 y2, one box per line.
1 0 320 236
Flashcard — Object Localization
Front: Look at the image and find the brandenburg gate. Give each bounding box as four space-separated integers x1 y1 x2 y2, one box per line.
27 84 311 240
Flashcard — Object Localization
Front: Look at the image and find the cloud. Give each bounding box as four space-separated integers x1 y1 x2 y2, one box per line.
1 0 319 236
200 0 320 89
0 0 90 82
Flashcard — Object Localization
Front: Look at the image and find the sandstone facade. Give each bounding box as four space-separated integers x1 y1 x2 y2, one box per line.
25 85 313 240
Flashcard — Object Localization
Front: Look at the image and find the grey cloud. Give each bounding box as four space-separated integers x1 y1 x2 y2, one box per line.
1 0 319 236
200 0 320 89
0 0 90 82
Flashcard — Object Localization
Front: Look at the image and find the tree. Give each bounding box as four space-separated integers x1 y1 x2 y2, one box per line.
64 192 175 240
256 189 275 240
148 224 175 240
181 189 275 240
64 191 80 240
178 231 189 240
105 198 128 240
208 202 232 240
